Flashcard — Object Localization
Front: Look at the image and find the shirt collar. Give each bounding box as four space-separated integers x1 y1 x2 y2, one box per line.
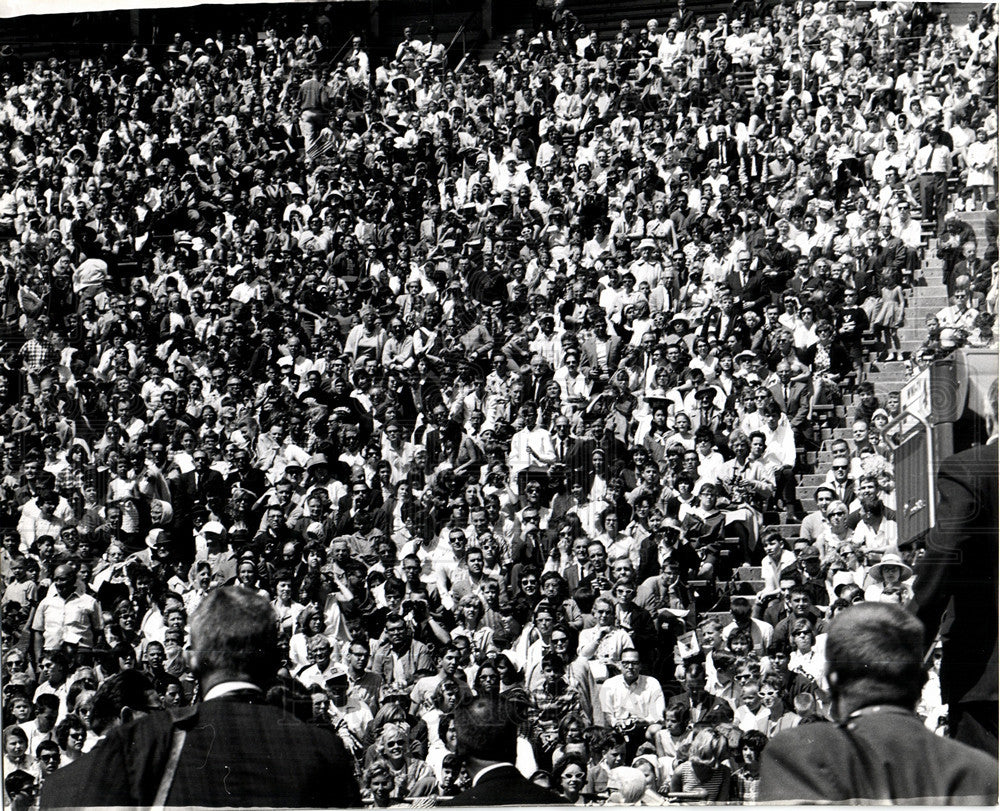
203 681 263 701
471 762 511 786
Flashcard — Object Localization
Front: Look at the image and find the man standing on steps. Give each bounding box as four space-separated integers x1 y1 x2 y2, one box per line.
911 381 999 759
915 127 953 231
297 67 328 153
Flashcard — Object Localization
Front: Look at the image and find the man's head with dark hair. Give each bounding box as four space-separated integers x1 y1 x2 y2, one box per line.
35 739 61 773
88 669 161 734
34 693 60 717
825 603 927 719
383 576 405 599
787 585 813 616
188 587 280 690
4 769 36 802
453 696 517 765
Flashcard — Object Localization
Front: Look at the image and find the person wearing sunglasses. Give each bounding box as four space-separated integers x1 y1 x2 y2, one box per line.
825 455 857 506
34 740 61 787
816 500 853 554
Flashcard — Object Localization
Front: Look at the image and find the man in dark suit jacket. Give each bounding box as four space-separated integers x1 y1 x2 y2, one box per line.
173 450 227 518
760 603 997 804
41 587 360 808
580 322 623 377
872 221 907 275
724 254 769 311
911 436 999 758
520 360 554 405
666 660 734 723
767 361 812 442
224 448 268 500
443 695 561 805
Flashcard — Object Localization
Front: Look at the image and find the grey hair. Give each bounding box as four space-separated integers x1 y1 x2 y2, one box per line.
189 587 279 686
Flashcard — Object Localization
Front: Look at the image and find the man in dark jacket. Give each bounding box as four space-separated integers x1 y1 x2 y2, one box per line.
760 603 997 804
443 695 561 805
41 588 360 809
911 386 999 759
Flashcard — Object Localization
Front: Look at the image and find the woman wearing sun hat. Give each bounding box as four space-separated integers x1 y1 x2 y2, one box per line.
863 546 914 603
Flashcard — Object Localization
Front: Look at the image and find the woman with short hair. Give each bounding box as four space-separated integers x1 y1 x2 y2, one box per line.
371 722 438 801
667 727 732 801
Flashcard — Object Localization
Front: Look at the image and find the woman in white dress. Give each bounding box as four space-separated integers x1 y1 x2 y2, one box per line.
965 127 996 210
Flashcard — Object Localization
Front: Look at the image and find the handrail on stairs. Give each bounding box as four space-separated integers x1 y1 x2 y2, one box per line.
329 32 356 65
444 7 480 64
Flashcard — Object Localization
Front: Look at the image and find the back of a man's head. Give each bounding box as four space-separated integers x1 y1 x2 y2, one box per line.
825 603 926 711
89 670 159 735
453 696 517 765
189 587 279 687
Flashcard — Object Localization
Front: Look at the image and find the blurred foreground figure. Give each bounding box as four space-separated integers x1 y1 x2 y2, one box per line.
911 381 999 758
41 587 360 808
760 603 997 804
442 695 562 806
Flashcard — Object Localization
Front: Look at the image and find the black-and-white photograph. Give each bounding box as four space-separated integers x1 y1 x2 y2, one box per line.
0 0 997 805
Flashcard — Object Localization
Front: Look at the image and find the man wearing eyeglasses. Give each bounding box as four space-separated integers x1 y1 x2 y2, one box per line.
826 453 857 505
345 640 382 714
599 647 665 760
34 741 61 790
516 480 552 529
612 575 657 664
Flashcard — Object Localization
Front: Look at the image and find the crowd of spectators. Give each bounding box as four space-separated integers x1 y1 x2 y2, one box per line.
0 0 997 805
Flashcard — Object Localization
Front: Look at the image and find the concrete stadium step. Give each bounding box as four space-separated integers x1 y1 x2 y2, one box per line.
905 310 948 325
800 473 830 489
734 565 762 581
777 523 802 539
866 360 908 376
908 295 950 308
909 281 950 294
957 218 995 244
907 301 948 313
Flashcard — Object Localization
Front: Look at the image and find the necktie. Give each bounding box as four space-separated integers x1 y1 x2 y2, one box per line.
784 385 790 404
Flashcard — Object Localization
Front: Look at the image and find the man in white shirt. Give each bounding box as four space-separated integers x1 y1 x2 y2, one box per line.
936 288 979 346
724 20 753 67
552 348 593 407
599 648 664 757
31 563 103 655
915 128 952 227
507 404 556 485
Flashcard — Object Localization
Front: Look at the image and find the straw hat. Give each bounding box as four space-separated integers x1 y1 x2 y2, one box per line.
868 547 913 582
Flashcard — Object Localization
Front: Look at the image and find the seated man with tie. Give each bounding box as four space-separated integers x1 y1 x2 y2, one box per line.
767 362 813 449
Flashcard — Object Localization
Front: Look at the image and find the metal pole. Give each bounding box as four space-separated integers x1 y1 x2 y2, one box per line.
921 416 936 529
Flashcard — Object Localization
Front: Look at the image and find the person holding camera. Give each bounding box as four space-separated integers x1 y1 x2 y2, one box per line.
598 648 664 761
